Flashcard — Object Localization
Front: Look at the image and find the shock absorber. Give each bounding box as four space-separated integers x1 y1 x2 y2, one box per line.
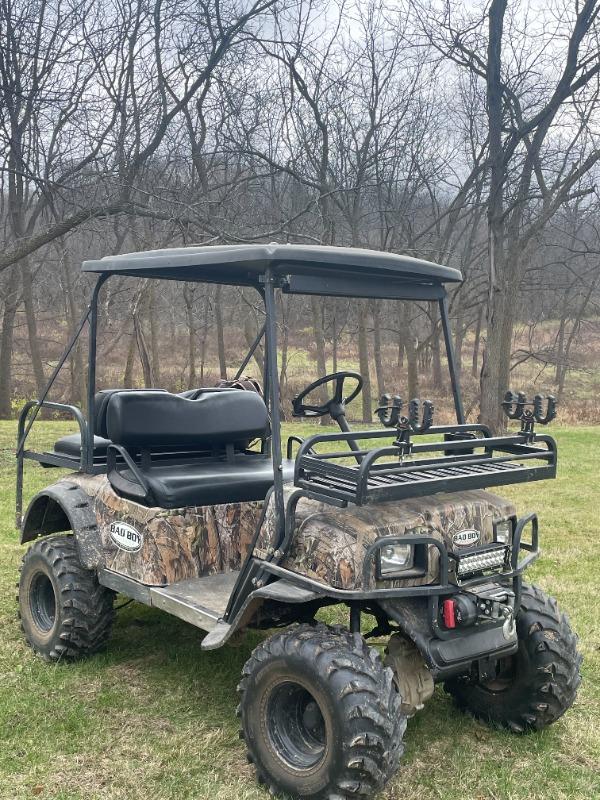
350 603 361 633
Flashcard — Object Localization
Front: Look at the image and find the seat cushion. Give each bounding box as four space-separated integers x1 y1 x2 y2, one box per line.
115 454 295 508
54 433 112 458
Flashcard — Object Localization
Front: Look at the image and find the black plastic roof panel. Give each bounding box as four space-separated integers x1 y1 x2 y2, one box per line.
82 243 462 297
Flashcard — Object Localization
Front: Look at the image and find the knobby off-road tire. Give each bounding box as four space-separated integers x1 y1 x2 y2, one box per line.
445 584 582 733
18 534 114 662
237 623 406 800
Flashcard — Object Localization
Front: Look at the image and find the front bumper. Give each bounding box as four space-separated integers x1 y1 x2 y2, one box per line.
362 512 539 599
261 512 539 602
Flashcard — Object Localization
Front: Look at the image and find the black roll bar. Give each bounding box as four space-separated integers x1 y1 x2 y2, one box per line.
85 275 108 472
16 400 89 526
16 304 93 459
261 270 285 540
235 321 266 380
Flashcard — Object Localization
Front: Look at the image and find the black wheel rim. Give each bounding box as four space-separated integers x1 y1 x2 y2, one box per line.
29 571 57 632
266 681 327 770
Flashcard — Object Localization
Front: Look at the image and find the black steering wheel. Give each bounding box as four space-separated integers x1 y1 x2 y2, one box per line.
293 371 364 419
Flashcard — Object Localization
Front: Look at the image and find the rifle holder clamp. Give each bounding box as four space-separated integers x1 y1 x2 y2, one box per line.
376 394 435 456
501 390 557 442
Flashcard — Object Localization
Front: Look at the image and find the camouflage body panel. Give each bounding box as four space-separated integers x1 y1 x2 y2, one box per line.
61 474 263 586
255 488 516 589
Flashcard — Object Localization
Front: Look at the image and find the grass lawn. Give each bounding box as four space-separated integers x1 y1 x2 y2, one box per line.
0 420 598 800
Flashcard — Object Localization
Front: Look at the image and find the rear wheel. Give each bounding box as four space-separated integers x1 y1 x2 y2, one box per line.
445 584 582 732
238 623 405 799
18 535 114 662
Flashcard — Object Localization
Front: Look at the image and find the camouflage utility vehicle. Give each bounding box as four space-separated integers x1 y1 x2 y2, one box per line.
16 245 581 799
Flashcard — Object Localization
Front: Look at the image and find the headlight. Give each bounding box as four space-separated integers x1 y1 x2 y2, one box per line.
495 519 512 545
378 543 414 577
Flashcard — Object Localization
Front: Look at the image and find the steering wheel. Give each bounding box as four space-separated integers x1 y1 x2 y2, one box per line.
293 371 364 419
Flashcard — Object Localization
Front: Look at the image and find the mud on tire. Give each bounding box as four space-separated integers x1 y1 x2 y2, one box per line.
445 583 582 733
238 623 406 800
18 534 114 662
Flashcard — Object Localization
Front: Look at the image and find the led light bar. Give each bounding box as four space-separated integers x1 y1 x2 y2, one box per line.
457 546 507 576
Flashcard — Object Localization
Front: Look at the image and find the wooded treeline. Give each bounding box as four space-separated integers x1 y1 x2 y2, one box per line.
1 0 599 427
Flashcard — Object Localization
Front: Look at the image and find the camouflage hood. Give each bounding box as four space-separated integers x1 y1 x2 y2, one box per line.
255 488 516 589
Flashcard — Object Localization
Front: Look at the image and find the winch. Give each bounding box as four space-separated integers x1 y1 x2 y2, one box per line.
442 583 516 631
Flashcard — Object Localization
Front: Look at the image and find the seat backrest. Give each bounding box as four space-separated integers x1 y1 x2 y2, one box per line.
93 388 167 438
105 390 270 451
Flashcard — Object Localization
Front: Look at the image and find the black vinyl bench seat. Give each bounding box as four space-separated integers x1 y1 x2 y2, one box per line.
89 389 289 508
52 387 255 463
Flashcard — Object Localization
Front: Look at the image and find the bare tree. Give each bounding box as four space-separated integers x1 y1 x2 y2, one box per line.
419 0 600 427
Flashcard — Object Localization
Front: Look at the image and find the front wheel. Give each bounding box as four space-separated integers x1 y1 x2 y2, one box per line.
238 623 406 799
445 584 582 732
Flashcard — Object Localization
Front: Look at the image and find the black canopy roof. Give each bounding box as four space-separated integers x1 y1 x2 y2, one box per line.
82 244 461 300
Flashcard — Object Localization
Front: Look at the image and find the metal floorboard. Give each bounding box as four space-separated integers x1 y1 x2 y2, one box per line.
150 570 240 631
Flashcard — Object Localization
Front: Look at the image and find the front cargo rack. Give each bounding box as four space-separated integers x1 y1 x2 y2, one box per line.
293 424 557 506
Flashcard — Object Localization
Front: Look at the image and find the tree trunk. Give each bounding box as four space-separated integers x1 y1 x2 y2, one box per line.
406 337 419 400
241 288 266 385
61 256 85 406
241 313 266 385
400 302 418 398
480 273 516 432
554 309 567 385
472 305 483 378
0 267 20 417
148 283 161 387
480 0 510 432
310 296 328 421
200 290 210 383
215 285 227 379
331 312 338 373
311 296 327 380
453 319 464 381
123 328 136 387
371 301 386 399
397 334 404 370
357 304 372 422
557 277 597 400
134 313 154 387
184 286 197 388
21 260 46 396
431 306 443 392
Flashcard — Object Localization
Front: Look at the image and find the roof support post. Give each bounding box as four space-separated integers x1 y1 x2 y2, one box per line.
235 321 266 380
439 296 465 424
262 270 285 541
85 275 108 472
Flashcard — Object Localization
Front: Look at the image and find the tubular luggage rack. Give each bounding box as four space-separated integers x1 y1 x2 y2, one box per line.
293 424 557 506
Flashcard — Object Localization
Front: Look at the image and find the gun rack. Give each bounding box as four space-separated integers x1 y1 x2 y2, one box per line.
502 390 557 441
294 422 557 507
